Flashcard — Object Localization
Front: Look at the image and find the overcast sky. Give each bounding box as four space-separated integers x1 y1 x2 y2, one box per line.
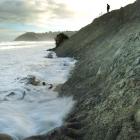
0 0 136 41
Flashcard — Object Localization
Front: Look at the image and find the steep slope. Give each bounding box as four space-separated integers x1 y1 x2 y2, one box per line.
25 1 140 140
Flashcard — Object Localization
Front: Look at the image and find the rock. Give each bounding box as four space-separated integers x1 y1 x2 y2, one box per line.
48 84 53 89
65 122 82 129
53 84 63 92
26 75 40 86
0 134 13 140
45 52 56 59
55 33 69 48
42 82 46 86
24 124 83 140
46 52 54 58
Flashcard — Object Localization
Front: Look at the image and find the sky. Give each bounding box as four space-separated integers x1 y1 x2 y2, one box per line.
0 0 136 41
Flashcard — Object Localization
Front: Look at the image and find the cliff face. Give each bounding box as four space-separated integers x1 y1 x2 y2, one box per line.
25 1 140 140
14 31 76 41
54 1 140 140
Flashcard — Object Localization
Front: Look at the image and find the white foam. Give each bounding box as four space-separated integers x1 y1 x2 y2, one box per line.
0 41 76 140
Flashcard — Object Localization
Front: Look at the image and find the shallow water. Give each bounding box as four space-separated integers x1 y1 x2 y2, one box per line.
0 41 76 140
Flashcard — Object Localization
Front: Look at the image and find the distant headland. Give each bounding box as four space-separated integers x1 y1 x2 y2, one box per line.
14 31 76 41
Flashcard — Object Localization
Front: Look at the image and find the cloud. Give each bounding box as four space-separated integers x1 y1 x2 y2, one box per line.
0 0 136 41
0 0 76 40
0 0 74 27
0 0 136 28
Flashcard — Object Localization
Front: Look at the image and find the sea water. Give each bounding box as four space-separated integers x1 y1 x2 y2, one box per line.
0 41 76 140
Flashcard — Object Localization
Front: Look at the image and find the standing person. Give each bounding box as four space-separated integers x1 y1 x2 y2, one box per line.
107 4 110 13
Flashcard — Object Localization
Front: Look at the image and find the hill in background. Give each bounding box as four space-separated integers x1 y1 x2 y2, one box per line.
14 31 76 41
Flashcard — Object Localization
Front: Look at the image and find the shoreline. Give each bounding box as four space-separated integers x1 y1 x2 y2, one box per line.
20 51 77 140
26 0 140 140
0 42 76 140
25 1 140 139
23 52 78 140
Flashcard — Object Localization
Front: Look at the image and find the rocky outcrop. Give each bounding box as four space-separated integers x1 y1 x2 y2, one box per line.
55 33 69 48
24 120 84 140
21 75 40 86
45 52 56 58
14 31 76 41
24 0 140 140
47 33 69 51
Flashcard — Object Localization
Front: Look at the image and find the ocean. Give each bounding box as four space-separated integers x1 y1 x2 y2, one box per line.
0 41 76 140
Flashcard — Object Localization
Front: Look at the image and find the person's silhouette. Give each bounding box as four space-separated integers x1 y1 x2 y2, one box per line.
107 4 110 13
